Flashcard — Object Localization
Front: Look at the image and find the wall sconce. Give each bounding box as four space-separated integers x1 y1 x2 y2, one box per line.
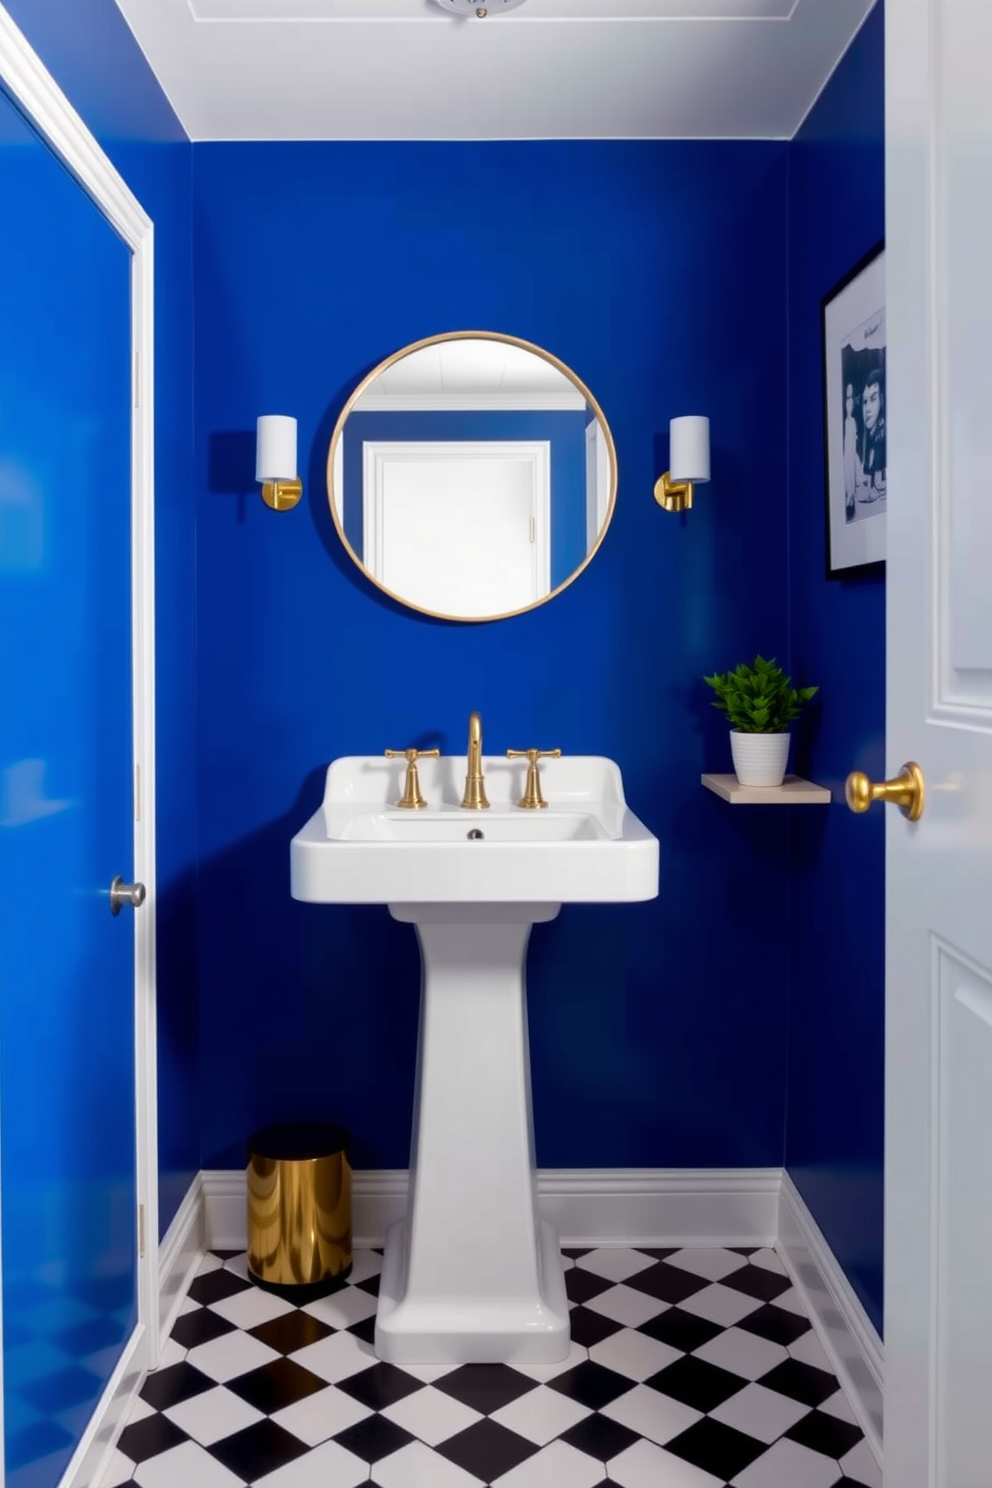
256 415 303 511
654 415 710 514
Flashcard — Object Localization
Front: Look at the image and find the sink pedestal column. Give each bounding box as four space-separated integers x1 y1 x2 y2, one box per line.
376 903 570 1365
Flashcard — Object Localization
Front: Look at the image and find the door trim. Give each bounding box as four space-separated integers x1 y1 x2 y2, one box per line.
0 0 159 1418
362 439 552 602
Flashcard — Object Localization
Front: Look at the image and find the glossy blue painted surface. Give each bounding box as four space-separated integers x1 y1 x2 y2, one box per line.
785 3 887 1334
0 95 136 1486
193 140 792 1172
342 410 588 587
0 1 198 1240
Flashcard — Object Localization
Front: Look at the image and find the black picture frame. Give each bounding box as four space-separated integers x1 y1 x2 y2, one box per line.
821 241 886 578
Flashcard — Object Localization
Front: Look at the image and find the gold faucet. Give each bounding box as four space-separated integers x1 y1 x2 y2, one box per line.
461 710 490 810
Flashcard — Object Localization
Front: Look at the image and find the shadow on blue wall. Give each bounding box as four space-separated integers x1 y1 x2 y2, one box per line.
208 429 256 523
786 2 887 1334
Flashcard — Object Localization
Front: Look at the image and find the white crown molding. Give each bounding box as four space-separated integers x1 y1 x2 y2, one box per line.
113 0 876 141
778 1172 884 1461
191 1 798 19
0 6 152 246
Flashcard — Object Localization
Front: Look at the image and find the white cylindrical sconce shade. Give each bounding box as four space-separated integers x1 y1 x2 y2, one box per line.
256 415 298 482
670 416 710 483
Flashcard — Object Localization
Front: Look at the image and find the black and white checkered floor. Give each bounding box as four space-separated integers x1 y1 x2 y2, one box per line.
100 1245 881 1488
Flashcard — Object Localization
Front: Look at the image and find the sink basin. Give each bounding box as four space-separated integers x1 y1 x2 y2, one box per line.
290 752 659 1367
291 754 658 903
338 811 607 842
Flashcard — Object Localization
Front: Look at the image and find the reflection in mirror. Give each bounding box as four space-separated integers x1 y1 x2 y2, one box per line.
327 333 616 621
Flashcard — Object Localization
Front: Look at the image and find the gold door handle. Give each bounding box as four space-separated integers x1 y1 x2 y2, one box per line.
845 761 925 821
385 747 440 809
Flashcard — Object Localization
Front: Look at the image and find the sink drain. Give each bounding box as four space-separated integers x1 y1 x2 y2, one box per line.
467 828 485 841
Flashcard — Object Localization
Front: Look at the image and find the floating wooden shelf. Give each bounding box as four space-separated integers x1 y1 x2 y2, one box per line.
701 773 831 805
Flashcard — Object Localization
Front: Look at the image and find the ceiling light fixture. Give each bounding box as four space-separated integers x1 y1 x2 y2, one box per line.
430 0 529 16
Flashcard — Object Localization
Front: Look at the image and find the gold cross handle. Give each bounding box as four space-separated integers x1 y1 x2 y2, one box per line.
385 747 440 809
506 748 562 809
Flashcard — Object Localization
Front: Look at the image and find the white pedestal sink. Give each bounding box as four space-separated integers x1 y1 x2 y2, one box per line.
291 754 659 1365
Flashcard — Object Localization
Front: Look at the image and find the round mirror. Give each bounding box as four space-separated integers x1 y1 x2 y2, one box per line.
326 331 617 622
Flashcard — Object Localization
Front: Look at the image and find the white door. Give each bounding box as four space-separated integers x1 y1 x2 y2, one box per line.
883 1 992 1482
363 441 551 618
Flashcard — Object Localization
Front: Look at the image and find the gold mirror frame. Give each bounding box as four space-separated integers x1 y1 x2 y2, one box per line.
326 330 618 623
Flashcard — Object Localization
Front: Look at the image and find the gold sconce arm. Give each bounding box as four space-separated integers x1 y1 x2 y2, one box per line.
654 473 694 514
261 478 303 512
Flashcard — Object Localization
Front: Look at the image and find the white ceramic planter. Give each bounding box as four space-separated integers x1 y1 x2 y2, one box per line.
730 730 791 787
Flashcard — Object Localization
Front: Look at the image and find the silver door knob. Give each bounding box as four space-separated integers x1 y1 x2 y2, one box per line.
110 875 146 916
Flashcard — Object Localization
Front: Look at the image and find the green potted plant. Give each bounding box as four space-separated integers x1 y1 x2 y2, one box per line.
703 655 818 787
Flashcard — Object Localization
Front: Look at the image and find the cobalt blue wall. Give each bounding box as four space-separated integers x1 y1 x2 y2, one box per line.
343 409 589 587
192 140 793 1173
3 0 199 1237
785 3 887 1334
5 1 886 1310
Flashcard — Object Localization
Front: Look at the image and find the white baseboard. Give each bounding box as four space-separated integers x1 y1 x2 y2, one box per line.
540 1168 782 1248
778 1172 884 1461
200 1167 782 1251
60 1176 206 1488
57 1324 146 1488
156 1173 208 1361
202 1169 412 1252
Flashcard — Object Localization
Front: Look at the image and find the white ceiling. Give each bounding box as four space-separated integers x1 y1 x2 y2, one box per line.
356 339 586 411
113 0 876 142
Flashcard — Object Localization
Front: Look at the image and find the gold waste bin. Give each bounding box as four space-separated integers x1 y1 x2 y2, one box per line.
247 1123 352 1299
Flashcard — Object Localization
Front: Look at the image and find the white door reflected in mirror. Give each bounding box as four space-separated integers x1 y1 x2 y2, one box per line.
327 332 617 622
365 441 550 617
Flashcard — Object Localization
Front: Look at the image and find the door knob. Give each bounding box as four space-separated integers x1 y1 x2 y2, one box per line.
845 761 925 821
110 875 146 915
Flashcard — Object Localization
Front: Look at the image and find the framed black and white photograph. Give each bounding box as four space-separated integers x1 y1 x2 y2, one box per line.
822 242 886 577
